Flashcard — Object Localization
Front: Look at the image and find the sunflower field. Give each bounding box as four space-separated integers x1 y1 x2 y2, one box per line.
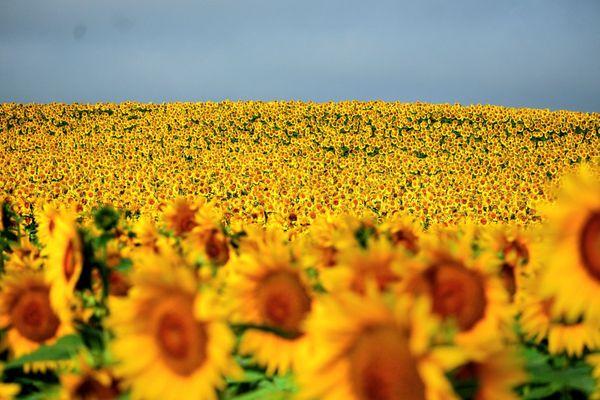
0 102 599 400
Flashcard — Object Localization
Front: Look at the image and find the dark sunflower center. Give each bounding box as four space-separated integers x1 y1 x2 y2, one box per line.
63 239 76 282
153 297 207 376
171 207 197 236
500 262 517 300
108 270 131 297
580 211 600 282
429 263 487 331
255 271 311 336
391 229 419 253
322 246 338 268
74 376 120 400
11 288 60 343
204 229 230 265
503 239 529 266
349 326 426 400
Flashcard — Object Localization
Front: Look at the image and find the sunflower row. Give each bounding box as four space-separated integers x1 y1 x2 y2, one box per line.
1 102 599 233
0 166 599 399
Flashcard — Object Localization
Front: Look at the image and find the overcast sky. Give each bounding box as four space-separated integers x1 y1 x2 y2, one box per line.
1 0 599 111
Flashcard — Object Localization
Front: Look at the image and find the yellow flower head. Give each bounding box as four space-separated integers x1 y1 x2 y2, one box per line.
400 228 512 357
45 209 83 320
108 251 239 400
297 289 463 400
226 227 313 375
0 270 73 359
539 165 600 324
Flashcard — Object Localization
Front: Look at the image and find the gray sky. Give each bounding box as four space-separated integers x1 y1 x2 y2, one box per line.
1 0 599 112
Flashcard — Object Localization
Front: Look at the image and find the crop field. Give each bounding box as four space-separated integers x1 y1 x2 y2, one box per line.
0 102 599 399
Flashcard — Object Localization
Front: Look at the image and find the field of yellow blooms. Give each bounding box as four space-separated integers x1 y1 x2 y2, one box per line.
0 102 599 399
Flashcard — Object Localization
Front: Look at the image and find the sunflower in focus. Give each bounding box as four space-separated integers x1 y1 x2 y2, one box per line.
45 209 83 319
108 251 239 400
0 270 73 360
226 228 313 375
539 165 600 323
297 289 463 400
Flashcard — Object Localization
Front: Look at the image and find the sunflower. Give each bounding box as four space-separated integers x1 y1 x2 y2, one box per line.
480 223 537 306
226 228 313 375
0 382 19 400
539 165 600 323
108 251 239 400
0 270 73 360
400 230 512 357
59 356 121 400
181 202 230 267
45 209 83 320
519 274 600 357
163 198 201 237
320 237 406 294
381 213 424 254
588 353 600 400
449 347 525 400
296 289 463 400
34 203 61 248
0 366 20 400
303 213 356 270
132 216 173 255
5 236 43 272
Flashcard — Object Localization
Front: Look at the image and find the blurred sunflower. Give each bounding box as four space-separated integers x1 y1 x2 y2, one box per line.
588 353 600 400
303 213 356 270
297 289 463 400
449 347 525 400
181 202 230 267
108 251 239 400
45 209 83 319
226 228 313 375
320 237 405 294
5 236 42 272
480 224 536 305
163 198 200 237
0 270 73 360
34 203 61 248
401 231 512 356
381 213 424 254
519 273 600 357
539 166 600 323
59 357 121 400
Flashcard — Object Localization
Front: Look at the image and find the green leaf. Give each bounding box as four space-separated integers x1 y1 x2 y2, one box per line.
115 257 133 272
226 370 266 384
522 384 560 399
5 334 84 369
17 384 60 400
